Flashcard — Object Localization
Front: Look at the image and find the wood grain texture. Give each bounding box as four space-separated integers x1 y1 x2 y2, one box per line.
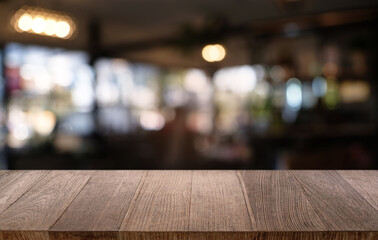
0 170 49 214
0 171 93 232
51 170 144 233
239 170 326 231
337 170 378 210
292 170 378 231
0 170 377 240
187 232 377 240
49 232 118 240
189 170 252 232
121 232 378 240
119 171 192 233
121 232 186 240
1 231 49 240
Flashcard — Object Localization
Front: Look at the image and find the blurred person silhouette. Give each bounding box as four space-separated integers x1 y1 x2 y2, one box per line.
161 107 197 169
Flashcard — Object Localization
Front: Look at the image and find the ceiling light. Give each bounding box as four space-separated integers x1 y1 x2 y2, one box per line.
31 16 46 34
56 21 70 38
17 14 33 31
12 6 76 39
45 19 57 36
202 44 226 62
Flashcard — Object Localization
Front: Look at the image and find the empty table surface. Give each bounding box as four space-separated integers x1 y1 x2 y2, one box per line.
0 170 377 239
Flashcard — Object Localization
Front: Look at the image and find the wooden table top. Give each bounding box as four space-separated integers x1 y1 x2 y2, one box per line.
0 170 376 240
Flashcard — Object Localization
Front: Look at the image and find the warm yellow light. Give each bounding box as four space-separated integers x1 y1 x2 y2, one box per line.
18 14 33 31
32 111 57 136
31 16 46 34
56 21 70 38
44 19 57 36
202 44 226 62
12 6 76 39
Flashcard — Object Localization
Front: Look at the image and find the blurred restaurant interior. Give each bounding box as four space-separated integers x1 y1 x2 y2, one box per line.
0 0 377 170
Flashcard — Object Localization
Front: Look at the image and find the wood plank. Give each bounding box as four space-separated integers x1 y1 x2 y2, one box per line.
0 171 93 235
186 232 377 240
119 232 377 240
49 232 118 240
119 170 191 235
239 170 326 231
0 170 377 239
121 232 186 240
6 231 374 240
337 170 378 210
189 170 252 232
0 170 49 214
1 231 49 240
50 170 144 235
292 170 378 231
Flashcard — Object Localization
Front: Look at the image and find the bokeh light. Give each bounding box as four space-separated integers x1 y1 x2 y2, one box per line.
214 65 257 94
302 83 317 109
17 14 33 31
286 78 302 110
202 44 226 62
56 21 70 38
31 16 46 34
44 19 57 36
312 76 327 97
183 69 209 93
324 78 339 109
140 111 165 131
339 81 370 104
32 111 56 136
12 7 75 39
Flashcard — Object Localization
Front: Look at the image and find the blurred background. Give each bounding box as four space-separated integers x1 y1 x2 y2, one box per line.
0 0 377 170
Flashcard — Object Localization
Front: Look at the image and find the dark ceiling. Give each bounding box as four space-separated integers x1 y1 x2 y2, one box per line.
0 0 377 68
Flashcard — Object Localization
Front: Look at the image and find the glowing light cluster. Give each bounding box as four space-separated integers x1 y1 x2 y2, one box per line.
202 44 226 62
12 6 76 39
